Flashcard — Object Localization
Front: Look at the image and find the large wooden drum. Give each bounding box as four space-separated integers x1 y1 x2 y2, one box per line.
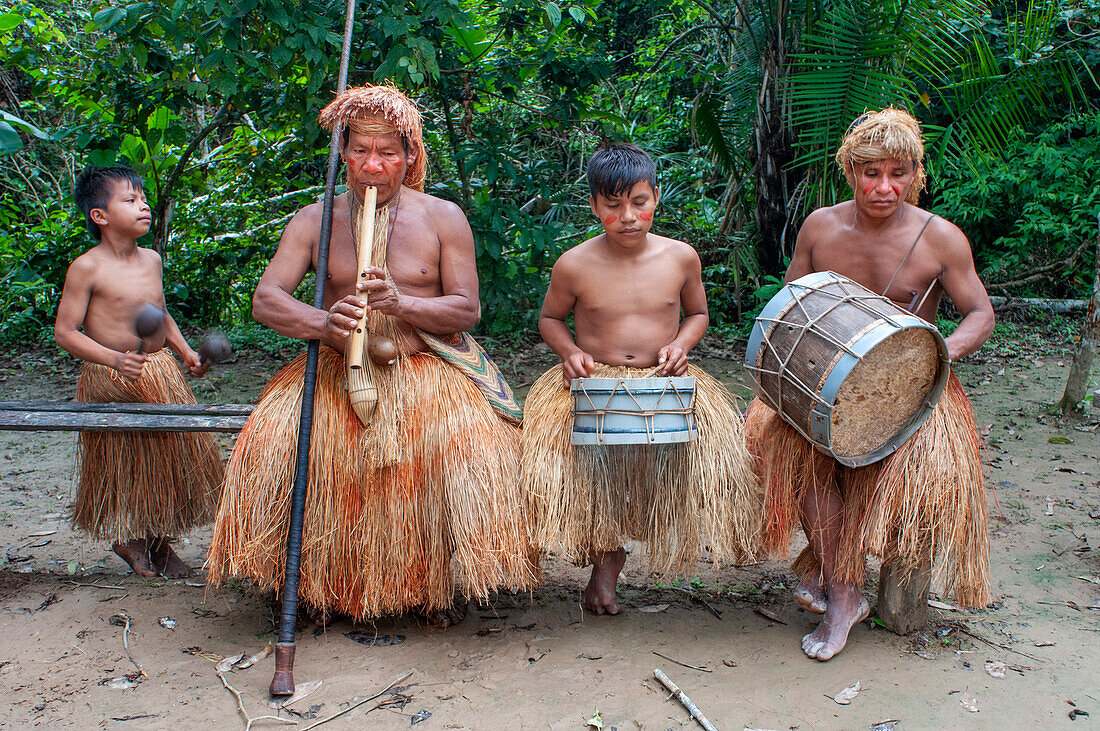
571 376 697 446
745 271 949 466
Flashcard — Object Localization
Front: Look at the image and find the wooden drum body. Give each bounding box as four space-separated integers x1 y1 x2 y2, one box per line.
571 377 698 446
745 271 949 467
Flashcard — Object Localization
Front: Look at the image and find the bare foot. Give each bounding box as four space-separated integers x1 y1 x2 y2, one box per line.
424 600 468 629
112 539 156 577
583 548 627 615
794 576 827 614
149 538 191 578
801 583 870 661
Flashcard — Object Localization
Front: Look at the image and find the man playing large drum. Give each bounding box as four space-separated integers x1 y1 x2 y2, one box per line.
522 143 760 614
745 108 995 660
207 84 536 626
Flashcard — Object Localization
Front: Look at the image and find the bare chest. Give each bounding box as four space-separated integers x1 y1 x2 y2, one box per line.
810 232 943 310
320 217 442 306
574 261 683 318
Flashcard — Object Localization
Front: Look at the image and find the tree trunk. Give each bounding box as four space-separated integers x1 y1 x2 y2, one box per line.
1059 215 1100 413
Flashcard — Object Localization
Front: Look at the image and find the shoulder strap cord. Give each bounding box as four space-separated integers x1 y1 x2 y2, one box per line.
882 212 936 313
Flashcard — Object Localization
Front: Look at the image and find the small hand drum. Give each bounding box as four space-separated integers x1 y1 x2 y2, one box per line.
571 376 698 446
745 271 949 467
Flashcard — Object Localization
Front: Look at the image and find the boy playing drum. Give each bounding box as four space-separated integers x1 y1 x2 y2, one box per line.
522 144 761 614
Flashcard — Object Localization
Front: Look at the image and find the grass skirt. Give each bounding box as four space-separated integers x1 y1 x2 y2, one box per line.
521 363 761 578
745 371 989 607
71 350 223 543
207 347 537 619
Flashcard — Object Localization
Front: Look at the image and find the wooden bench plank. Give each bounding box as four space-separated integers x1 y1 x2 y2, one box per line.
0 402 253 432
0 401 253 416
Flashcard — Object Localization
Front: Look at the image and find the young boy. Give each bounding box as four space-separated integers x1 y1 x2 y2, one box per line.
54 166 223 578
521 144 761 614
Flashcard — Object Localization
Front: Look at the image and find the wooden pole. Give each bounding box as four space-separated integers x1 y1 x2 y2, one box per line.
1059 213 1100 413
269 0 358 697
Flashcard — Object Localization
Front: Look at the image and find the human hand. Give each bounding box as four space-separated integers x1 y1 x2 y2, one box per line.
182 348 210 378
356 267 401 315
656 343 689 376
114 351 147 381
324 294 369 340
562 351 595 387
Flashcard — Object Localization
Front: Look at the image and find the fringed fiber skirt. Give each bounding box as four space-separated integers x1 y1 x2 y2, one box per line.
207 347 538 619
745 371 989 607
71 349 224 543
521 363 762 578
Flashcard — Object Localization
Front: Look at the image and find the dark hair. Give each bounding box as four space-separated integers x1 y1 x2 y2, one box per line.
73 166 145 240
586 143 657 200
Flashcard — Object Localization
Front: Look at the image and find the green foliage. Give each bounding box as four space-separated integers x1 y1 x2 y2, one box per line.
932 113 1100 298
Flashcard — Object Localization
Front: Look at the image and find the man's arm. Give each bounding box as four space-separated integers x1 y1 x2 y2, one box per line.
358 199 481 334
538 255 593 385
933 219 995 361
658 245 709 375
54 256 146 379
783 210 823 283
252 204 364 351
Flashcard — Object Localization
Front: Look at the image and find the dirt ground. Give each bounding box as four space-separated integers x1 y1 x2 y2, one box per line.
0 330 1097 730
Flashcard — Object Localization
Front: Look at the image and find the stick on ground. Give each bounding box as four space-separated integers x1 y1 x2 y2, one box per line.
653 667 719 731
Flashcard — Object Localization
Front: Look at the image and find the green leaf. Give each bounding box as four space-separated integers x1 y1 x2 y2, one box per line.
568 6 584 23
0 111 50 140
544 2 561 27
92 7 125 32
0 122 24 155
0 11 23 32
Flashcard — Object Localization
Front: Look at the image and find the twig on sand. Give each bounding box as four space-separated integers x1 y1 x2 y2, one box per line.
109 612 146 678
217 671 298 731
652 651 712 672
70 581 126 590
956 627 1044 663
666 586 723 619
301 670 414 730
653 668 718 731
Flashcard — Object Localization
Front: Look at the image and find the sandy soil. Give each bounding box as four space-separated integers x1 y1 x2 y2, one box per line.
0 332 1097 730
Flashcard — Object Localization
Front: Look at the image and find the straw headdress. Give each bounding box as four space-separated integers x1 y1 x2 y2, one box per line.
319 83 426 191
835 107 926 204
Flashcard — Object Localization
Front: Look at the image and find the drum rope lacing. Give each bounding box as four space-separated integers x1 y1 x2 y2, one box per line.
575 378 695 444
745 275 921 412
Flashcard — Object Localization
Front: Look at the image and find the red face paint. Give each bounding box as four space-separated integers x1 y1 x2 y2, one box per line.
639 211 653 222
603 215 617 226
890 183 903 198
862 183 874 196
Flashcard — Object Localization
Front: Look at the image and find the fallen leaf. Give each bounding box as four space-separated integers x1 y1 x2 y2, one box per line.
1069 709 1090 720
638 603 670 613
158 617 176 630
1034 641 1056 647
723 659 738 667
928 600 961 611
586 710 604 729
1076 576 1100 585
871 721 900 731
215 653 245 673
833 681 861 705
960 694 979 713
106 676 139 690
1048 436 1072 444
754 607 787 624
25 530 57 537
268 679 323 709
410 709 432 725
234 641 273 670
985 660 1007 679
